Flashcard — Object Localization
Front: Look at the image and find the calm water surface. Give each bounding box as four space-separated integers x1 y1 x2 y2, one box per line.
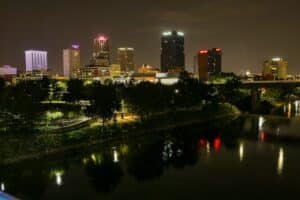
1 116 300 200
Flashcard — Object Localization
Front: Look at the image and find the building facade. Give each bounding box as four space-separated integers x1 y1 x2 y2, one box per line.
208 48 222 76
197 48 222 81
110 64 121 77
63 45 80 77
0 65 17 76
91 36 110 67
117 48 134 72
160 31 185 72
198 50 210 81
25 50 48 72
263 57 288 80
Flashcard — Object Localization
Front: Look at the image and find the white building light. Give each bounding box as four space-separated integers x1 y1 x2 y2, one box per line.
162 31 172 36
177 32 184 36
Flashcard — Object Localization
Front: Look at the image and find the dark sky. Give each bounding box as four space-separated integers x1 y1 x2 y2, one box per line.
1 0 300 74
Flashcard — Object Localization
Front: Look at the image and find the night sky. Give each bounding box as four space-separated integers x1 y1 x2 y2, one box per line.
1 0 300 74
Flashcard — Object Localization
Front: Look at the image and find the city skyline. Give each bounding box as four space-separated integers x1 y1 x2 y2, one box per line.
1 0 300 74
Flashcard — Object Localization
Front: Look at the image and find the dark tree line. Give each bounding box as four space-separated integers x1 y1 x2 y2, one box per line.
3 72 286 132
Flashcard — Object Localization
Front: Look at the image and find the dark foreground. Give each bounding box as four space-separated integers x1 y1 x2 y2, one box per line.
1 115 300 200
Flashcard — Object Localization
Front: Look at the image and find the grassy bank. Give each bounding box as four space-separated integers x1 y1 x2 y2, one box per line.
0 104 239 165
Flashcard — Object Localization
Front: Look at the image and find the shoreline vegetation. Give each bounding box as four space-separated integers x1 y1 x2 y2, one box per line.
0 104 239 165
1 73 299 165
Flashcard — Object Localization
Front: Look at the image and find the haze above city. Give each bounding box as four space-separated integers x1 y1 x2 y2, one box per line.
1 0 300 74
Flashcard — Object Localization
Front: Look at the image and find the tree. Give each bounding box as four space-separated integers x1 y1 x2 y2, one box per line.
2 81 44 132
64 79 85 102
218 76 242 104
173 72 211 108
85 82 121 124
122 82 173 120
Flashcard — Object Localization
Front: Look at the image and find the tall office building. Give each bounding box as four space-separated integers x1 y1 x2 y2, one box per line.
198 50 210 81
197 48 222 81
263 57 288 80
209 48 222 75
160 31 185 72
91 35 110 67
25 50 48 72
63 45 81 77
117 48 135 72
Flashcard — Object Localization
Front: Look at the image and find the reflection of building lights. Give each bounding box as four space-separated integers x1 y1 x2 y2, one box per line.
198 139 206 147
206 143 210 154
162 141 174 161
295 101 299 116
239 143 244 162
260 131 266 142
50 169 65 187
258 116 265 132
214 138 221 151
55 172 63 186
287 102 292 118
82 158 89 165
120 144 129 155
90 153 102 165
1 182 5 191
113 149 119 163
277 148 284 176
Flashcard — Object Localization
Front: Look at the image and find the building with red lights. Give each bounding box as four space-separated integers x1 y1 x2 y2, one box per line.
91 36 110 67
197 48 222 81
198 50 209 81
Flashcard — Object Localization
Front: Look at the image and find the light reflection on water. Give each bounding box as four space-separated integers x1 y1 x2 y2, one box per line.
0 116 300 199
1 182 5 191
283 100 300 118
239 142 244 162
277 147 285 176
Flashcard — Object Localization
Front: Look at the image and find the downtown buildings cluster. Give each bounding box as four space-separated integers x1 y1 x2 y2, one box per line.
0 30 291 83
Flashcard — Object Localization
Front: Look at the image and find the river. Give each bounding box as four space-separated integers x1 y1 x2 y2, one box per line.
1 115 300 199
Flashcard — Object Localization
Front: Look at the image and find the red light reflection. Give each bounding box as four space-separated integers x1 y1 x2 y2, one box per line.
260 132 266 141
214 137 221 151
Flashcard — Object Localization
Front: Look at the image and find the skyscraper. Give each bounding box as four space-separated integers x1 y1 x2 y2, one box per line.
262 57 288 80
117 47 134 72
25 50 48 72
197 48 222 81
160 31 185 72
209 48 222 76
198 50 209 81
63 45 80 77
91 35 110 67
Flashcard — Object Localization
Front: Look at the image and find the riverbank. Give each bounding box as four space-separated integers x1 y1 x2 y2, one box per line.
0 104 240 165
